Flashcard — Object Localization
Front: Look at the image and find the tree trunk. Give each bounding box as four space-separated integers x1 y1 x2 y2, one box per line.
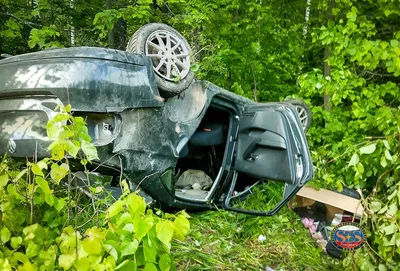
303 0 311 37
70 0 75 46
250 63 258 102
105 0 115 48
113 18 127 50
323 0 334 112
323 47 331 111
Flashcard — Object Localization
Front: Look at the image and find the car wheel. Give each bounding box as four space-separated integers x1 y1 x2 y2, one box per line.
285 98 312 132
126 23 195 98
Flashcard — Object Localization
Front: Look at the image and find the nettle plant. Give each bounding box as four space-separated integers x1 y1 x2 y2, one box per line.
0 104 190 271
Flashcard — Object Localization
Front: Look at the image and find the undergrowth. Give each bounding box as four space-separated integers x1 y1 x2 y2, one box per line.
0 104 190 270
174 208 341 271
174 182 342 271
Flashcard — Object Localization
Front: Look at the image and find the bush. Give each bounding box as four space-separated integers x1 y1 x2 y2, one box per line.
0 104 190 271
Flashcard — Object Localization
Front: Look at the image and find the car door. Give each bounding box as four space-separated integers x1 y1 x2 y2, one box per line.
222 102 314 216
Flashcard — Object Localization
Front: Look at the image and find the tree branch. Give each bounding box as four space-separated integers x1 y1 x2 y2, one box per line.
0 11 42 28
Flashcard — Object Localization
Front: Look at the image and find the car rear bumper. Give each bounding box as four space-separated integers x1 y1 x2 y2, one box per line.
0 95 59 158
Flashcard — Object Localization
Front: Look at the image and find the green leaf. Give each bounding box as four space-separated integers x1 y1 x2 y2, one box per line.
66 140 80 158
107 200 125 218
388 204 397 216
58 254 76 270
10 236 23 249
122 223 134 233
81 140 99 161
53 113 71 122
12 252 29 264
173 214 190 241
117 213 132 226
45 194 55 206
50 163 69 183
378 264 388 271
156 220 175 250
64 104 72 113
37 160 48 170
23 224 40 237
143 238 156 263
54 198 66 211
14 169 27 182
380 156 387 168
384 224 397 235
0 174 8 188
82 239 102 255
385 150 392 161
127 193 146 217
1 227 11 243
51 144 65 160
82 227 105 256
159 254 171 271
315 82 323 89
103 244 118 261
349 153 359 166
378 205 388 214
144 263 158 271
116 260 137 271
26 241 39 258
134 217 154 242
360 144 376 154
190 64 200 72
120 239 139 257
391 40 399 47
46 121 59 138
396 235 400 248
388 190 397 200
35 176 52 194
383 140 390 149
31 164 44 177
370 201 382 212
59 130 75 139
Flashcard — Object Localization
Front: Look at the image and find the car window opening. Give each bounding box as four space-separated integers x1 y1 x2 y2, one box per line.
174 105 230 201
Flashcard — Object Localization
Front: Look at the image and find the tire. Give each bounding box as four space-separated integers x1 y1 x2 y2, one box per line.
126 23 195 98
285 98 312 132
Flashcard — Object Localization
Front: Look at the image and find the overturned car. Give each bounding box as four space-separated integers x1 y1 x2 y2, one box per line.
0 23 313 216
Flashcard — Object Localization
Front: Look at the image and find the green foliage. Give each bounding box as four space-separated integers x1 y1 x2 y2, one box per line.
0 105 190 270
297 0 400 269
28 26 64 49
93 9 123 39
1 0 400 269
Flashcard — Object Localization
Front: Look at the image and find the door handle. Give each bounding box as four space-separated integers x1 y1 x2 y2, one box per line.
243 138 261 161
243 135 287 162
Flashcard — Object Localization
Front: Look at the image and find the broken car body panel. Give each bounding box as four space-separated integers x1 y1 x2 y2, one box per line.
0 47 314 215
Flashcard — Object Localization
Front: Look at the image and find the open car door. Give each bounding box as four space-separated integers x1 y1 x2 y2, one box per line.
222 103 314 216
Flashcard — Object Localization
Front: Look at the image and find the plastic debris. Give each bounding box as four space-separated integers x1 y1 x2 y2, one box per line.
258 234 267 242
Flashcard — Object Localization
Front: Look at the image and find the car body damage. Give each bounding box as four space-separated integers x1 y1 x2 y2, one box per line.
0 46 314 215
0 47 164 112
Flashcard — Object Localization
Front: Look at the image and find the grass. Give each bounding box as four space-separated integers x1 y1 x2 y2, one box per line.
173 183 344 270
173 208 343 271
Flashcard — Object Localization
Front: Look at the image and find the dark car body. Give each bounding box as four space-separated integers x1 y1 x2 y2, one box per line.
0 47 313 215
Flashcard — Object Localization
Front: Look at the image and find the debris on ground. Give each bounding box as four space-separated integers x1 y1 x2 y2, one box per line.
290 186 364 258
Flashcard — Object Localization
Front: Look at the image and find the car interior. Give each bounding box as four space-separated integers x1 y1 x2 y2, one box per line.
174 105 230 201
174 105 260 202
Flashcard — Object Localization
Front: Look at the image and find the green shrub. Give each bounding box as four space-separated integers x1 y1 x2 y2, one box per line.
0 104 190 270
